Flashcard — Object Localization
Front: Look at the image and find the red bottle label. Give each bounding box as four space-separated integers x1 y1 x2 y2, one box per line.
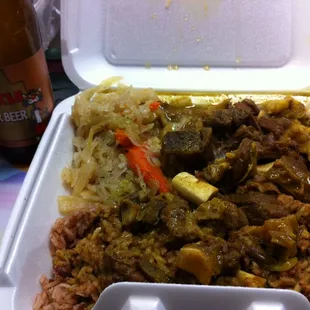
0 48 54 147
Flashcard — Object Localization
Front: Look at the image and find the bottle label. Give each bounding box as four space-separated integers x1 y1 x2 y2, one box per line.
0 48 54 148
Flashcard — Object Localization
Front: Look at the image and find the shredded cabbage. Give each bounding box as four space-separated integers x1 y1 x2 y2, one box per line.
59 78 160 212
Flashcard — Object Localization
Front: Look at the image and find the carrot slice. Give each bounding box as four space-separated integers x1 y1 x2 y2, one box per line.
149 101 161 112
126 145 170 193
115 129 132 147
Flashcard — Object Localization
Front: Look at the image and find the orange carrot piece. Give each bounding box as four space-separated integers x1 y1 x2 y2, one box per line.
115 129 132 147
126 145 170 193
149 101 161 112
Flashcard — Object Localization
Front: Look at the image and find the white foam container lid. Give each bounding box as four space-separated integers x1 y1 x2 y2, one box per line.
1 0 310 309
62 0 310 93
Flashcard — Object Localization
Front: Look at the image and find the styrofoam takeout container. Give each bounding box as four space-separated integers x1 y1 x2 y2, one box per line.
1 0 310 309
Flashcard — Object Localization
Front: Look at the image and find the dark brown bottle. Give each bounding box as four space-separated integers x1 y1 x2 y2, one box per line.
0 0 54 164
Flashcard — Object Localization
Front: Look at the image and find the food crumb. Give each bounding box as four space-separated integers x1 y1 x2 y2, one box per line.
152 13 157 19
204 2 208 13
165 0 172 9
167 65 179 71
203 65 210 71
145 63 152 69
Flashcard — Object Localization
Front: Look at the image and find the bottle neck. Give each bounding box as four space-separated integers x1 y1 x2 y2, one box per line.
0 0 41 67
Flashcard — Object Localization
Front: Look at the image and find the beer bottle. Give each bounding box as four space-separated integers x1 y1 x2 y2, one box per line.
0 0 54 164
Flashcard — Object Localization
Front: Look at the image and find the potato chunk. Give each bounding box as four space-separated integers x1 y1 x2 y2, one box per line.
172 172 218 205
236 270 266 288
257 162 274 173
176 247 214 285
261 97 306 119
